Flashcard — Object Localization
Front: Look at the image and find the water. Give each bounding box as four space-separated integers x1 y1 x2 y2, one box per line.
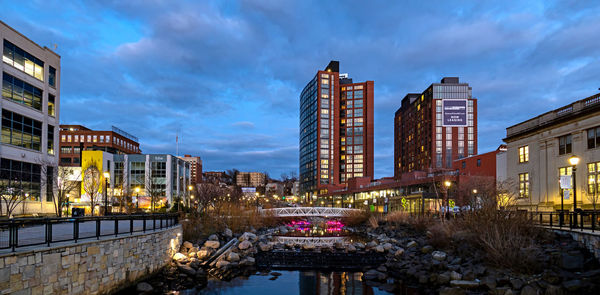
189 270 394 295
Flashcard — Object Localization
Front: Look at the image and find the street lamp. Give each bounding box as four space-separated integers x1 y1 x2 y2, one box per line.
135 187 140 212
444 180 452 219
188 185 193 210
569 155 580 227
103 171 110 215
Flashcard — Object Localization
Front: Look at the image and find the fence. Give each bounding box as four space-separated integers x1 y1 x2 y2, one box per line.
0 213 179 252
534 211 600 232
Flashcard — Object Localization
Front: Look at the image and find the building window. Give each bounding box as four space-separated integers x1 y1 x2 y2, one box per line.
558 134 572 155
2 40 44 81
1 109 42 151
46 166 53 202
49 66 56 87
587 127 600 149
60 147 71 154
518 146 529 163
587 163 600 194
477 159 481 167
2 73 43 110
47 125 54 155
518 173 529 198
48 94 55 117
462 161 466 169
60 157 71 164
0 158 41 200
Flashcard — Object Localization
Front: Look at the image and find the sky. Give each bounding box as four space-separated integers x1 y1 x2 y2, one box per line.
2 0 600 179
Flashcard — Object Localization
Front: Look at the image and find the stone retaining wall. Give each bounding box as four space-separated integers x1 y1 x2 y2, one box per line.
0 225 182 295
552 228 600 261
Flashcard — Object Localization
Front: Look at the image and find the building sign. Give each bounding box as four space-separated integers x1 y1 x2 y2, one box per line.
560 175 572 189
241 187 256 193
442 99 468 126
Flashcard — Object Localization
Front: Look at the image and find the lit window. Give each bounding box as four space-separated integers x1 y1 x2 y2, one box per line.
518 173 529 198
518 146 529 163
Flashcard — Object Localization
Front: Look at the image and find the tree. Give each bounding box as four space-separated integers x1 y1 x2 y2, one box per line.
582 183 600 212
224 169 239 185
41 165 81 217
83 164 102 216
113 173 132 214
146 175 165 213
194 183 224 214
0 179 25 217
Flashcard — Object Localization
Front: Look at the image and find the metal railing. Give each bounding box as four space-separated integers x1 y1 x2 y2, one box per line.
0 213 179 252
533 211 600 232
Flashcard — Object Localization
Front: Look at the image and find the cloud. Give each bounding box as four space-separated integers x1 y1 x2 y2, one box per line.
2 0 599 179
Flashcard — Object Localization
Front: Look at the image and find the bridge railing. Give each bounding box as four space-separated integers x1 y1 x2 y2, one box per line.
533 211 600 232
260 207 362 217
0 213 179 252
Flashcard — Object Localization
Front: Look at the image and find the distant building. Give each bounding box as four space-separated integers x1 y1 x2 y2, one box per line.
1 21 61 214
76 150 191 214
236 172 266 187
203 171 226 184
395 77 477 177
180 154 202 184
453 145 505 179
503 92 600 211
266 182 284 196
299 60 375 197
59 125 141 167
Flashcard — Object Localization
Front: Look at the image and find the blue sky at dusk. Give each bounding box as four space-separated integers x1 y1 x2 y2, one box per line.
2 0 600 179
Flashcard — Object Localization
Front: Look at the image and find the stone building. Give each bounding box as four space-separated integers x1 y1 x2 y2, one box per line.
504 92 600 211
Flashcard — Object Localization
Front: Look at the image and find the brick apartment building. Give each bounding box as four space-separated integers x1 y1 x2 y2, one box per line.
180 154 202 184
395 77 478 177
299 60 374 197
59 125 141 166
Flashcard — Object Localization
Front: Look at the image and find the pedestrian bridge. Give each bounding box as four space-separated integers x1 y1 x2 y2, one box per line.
260 207 361 218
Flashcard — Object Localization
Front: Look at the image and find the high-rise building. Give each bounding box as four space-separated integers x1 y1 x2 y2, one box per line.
1 21 60 214
299 61 374 197
236 172 266 187
394 77 477 177
59 125 141 166
180 154 202 184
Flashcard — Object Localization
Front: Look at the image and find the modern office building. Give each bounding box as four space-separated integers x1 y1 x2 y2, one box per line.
59 124 141 166
76 150 191 213
180 154 202 184
236 172 266 187
299 60 374 197
394 77 477 177
1 21 60 215
504 92 600 212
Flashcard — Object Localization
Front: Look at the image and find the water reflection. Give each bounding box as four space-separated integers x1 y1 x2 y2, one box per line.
285 220 348 237
195 271 390 295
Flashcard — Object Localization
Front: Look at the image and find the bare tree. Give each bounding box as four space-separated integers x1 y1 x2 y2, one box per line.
582 183 600 212
83 164 102 216
194 183 224 214
41 165 81 217
495 179 519 210
0 179 25 217
146 176 166 213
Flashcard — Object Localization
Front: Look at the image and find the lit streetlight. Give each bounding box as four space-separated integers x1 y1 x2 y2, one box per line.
569 155 580 227
103 171 110 215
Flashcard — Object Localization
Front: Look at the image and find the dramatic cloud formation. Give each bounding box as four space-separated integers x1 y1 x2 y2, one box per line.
2 0 599 178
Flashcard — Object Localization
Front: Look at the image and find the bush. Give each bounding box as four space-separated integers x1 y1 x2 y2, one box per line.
344 209 371 227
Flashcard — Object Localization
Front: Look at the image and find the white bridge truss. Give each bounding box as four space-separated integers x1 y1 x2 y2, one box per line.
274 236 346 247
261 207 361 218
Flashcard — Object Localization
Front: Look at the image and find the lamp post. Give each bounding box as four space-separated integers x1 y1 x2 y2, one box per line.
103 171 110 215
135 187 140 212
472 189 478 211
444 180 452 219
569 155 580 227
188 185 193 211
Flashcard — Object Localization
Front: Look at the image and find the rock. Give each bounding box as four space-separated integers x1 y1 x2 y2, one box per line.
432 251 447 261
270 272 282 276
188 252 197 259
418 275 429 284
240 257 255 266
377 272 387 280
367 241 378 248
240 232 258 242
437 273 450 284
303 244 315 250
560 252 584 270
363 269 381 280
421 245 433 254
462 270 475 281
347 244 357 252
204 240 220 249
406 241 418 248
510 278 523 290
197 249 212 260
259 242 272 252
189 259 201 270
544 285 563 295
227 252 240 262
178 263 197 276
439 287 466 295
223 228 233 238
562 280 582 292
334 241 345 249
394 248 405 256
238 241 252 250
520 285 539 295
450 271 462 280
382 243 393 251
450 280 480 289
182 241 194 249
208 234 219 241
172 253 188 263
354 242 365 249
216 260 230 268
377 265 387 272
481 276 497 289
136 282 153 293
375 245 385 253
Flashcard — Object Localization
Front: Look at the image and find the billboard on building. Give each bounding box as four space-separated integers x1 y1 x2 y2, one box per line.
442 99 468 127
